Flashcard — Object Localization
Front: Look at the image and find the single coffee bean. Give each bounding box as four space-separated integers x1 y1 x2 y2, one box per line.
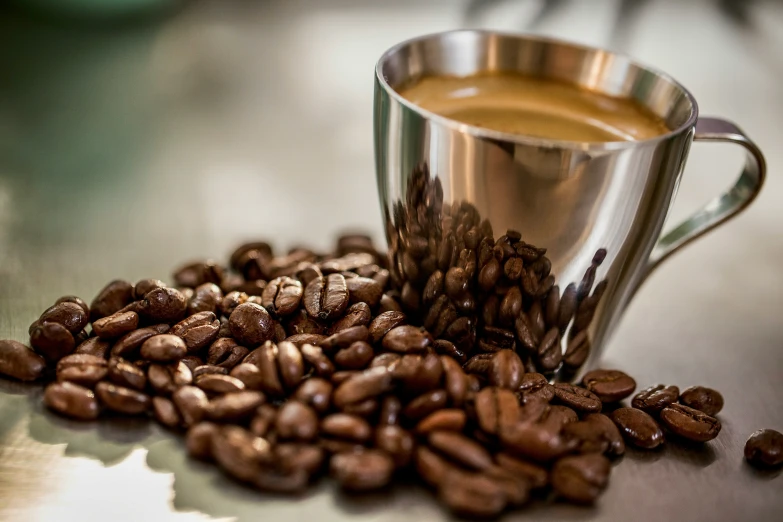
631 384 680 414
171 312 221 352
582 369 636 403
293 378 332 414
90 280 134 322
228 303 275 346
254 467 309 494
333 366 393 408
551 454 611 504
553 383 602 413
432 339 465 363
744 429 783 468
498 287 523 327
193 365 228 378
30 322 75 362
138 287 188 323
140 334 187 363
379 396 402 426
304 274 349 320
438 470 507 519
679 386 724 416
248 342 284 397
428 430 493 470
173 260 224 288
248 403 277 438
463 353 493 375
43 381 99 420
211 425 272 483
92 311 139 339
334 341 374 370
261 276 303 317
478 326 516 353
403 389 448 421
54 295 90 318
562 421 611 455
173 385 209 427
494 452 549 490
56 354 108 387
75 337 112 358
377 293 402 313
488 350 524 390
95 382 150 415
186 282 224 315
536 327 562 372
610 407 665 449
275 443 325 475
285 333 328 347
299 343 335 378
0 339 46 381
345 276 383 307
230 241 273 273
375 425 414 468
659 403 721 442
321 413 372 442
229 363 264 390
558 283 578 330
286 309 327 336
517 396 550 425
220 291 249 318
133 279 166 300
475 386 520 437
416 409 466 434
147 361 192 396
207 391 266 423
106 357 146 391
273 340 303 390
563 330 591 370
423 270 445 305
500 423 576 462
179 355 203 372
110 324 169 358
415 444 457 488
331 450 395 491
205 338 247 369
382 325 432 353
482 465 530 507
195 374 246 395
329 302 372 334
186 421 219 460
518 372 555 403
275 401 319 441
583 413 625 457
39 302 89 334
540 404 578 430
441 356 469 407
320 325 369 351
152 396 182 429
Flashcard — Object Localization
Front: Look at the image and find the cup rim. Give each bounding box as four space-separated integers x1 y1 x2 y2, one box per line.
375 29 700 152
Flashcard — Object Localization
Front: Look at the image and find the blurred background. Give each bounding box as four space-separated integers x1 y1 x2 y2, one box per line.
0 1 781 521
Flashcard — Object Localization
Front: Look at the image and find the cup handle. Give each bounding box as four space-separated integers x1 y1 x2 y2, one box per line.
646 117 766 273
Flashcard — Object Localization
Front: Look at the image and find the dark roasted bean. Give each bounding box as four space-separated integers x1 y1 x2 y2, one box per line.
261 277 303 317
193 365 228 378
152 396 182 429
75 337 112 358
329 302 372 334
488 350 524 390
133 279 166 300
321 413 372 442
659 403 721 442
173 385 209 427
138 287 188 323
404 389 448 421
56 354 108 387
331 450 395 491
90 280 134 322
293 378 332 414
416 409 466 434
610 407 665 449
0 339 46 381
170 312 221 352
173 260 224 288
249 404 278 438
540 404 578 430
334 341 374 370
563 330 591 370
518 372 555 402
514 314 539 352
228 303 275 346
320 325 369 351
582 369 636 403
275 443 325 475
333 366 392 408
211 425 272 483
30 322 75 362
495 452 548 489
186 422 219 460
229 363 264 390
583 413 626 457
140 334 187 362
196 374 245 395
300 343 335 378
479 326 516 352
551 454 610 504
111 324 169 358
207 391 266 423
500 423 576 462
275 401 319 441
429 430 493 470
220 291 249 317
463 353 493 375
536 328 562 372
304 274 349 320
438 470 507 518
54 295 90 318
96 382 150 415
744 429 783 468
44 381 99 420
679 386 724 416
475 387 520 437
499 286 522 326
107 357 146 390
188 283 223 315
93 311 139 339
346 276 383 307
382 325 431 353
285 333 327 347
207 338 248 369
40 302 89 334
148 361 193 395
558 283 577 330
553 383 602 413
631 384 680 414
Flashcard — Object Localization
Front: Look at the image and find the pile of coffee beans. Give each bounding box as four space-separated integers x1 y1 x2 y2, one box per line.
1 230 778 517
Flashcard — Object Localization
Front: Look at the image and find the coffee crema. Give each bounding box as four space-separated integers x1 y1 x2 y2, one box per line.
396 72 670 142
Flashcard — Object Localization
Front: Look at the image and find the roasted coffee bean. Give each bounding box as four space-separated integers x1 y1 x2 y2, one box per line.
392 353 443 394
444 267 469 298
659 403 721 442
334 341 374 370
582 413 625 457
300 343 335 378
193 365 228 378
43 381 99 420
177 287 195 302
152 396 183 429
30 322 75 362
494 452 548 489
536 328 562 372
551 454 610 504
138 287 188 323
110 324 169 358
173 260 224 288
170 312 221 352
438 470 507 519
378 293 402 313
229 363 263 390
275 401 319 441
261 277 303 317
479 326 516 353
173 385 209 426
249 404 277 438
293 378 332 414
475 387 520 437
304 274 349 320
294 262 324 287
422 270 444 304
106 357 146 390
211 425 272 483
744 429 783 468
382 325 431 353
374 425 414 468
478 257 501 291
220 291 249 317
610 407 665 449
518 372 555 402
230 241 273 273
179 355 203 372
558 283 578 330
331 450 395 491
56 354 108 387
488 350 524 390
404 389 448 421
631 384 680 414
54 295 90 318
503 257 524 281
501 423 576 462
320 252 375 274
255 467 309 494
517 396 550 425
187 283 223 315
275 443 325 475
333 366 392 408
90 280 134 322
416 444 456 487
463 353 493 375
428 430 493 470
321 413 372 442
39 302 89 334
206 338 248 369
562 420 611 455
132 279 165 300
148 361 193 395
345 276 383 307
514 314 539 353
582 369 636 403
679 386 724 416
563 330 590 370
553 383 602 413
207 391 266 423
75 337 112 358
249 342 284 396
286 309 327 336
195 374 246 395
140 334 187 362
186 422 219 460
285 333 327 347
0 339 46 381
274 341 304 390
228 303 275 346
416 409 466 434
329 303 372 334
540 404 578 430
92 311 139 339
499 286 523 326
320 325 369 351
95 382 150 415
482 465 530 507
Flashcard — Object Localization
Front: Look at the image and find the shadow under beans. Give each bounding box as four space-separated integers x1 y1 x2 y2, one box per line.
742 462 781 481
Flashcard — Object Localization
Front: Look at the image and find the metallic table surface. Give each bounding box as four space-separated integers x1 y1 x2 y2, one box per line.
0 1 781 520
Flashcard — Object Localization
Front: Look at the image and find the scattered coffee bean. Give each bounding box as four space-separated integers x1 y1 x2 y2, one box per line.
631 384 679 414
171 312 221 352
30 322 76 362
56 354 108 387
138 287 188 323
551 454 610 504
610 407 664 449
228 303 275 346
95 381 150 415
553 383 602 413
140 334 187 363
744 429 783 468
153 396 182 429
0 339 46 381
92 311 139 339
44 381 99 420
582 369 636 403
659 403 721 442
679 386 724 416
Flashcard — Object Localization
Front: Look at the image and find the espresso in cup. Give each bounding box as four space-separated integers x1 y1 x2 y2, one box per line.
396 72 669 142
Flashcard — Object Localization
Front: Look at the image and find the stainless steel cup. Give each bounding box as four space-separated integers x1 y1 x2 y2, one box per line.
373 29 765 375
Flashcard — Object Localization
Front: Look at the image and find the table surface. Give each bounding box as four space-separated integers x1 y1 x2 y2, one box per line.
1 0 782 520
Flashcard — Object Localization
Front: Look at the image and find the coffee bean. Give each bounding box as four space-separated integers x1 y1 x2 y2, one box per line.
54 295 90 318
173 385 209 426
75 337 112 358
583 413 625 457
110 324 169 358
501 423 576 462
345 276 383 308
610 407 665 449
0 339 46 381
514 314 539 353
285 333 328 347
329 302 372 334
207 391 266 423
438 470 507 518
494 452 548 489
207 338 249 369
274 443 325 475
439 356 468 407
540 404 578 430
464 353 493 375
292 378 332 414
551 454 610 504
744 429 783 468
392 353 443 395
56 354 108 387
382 325 431 353
679 386 724 416
478 326 516 353
404 389 448 421
138 287 188 323
229 363 264 390
518 373 555 402
553 383 602 413
304 274 349 320
475 387 520 437
185 283 223 315
416 409 467 434
230 241 273 273
558 283 577 330
499 286 523 326
321 413 371 442
148 361 193 396
299 343 335 378
333 341 373 370
320 325 369 351
171 311 221 352
331 450 395 491
211 425 272 483
562 420 611 455
95 382 150 415
261 277 303 317
249 404 277 438
273 400 319 441
536 328 562 372
132 279 165 300
173 260 224 288
659 403 721 442
379 396 402 425
563 330 591 370
228 303 275 346
582 369 636 403
428 430 492 470
150 396 182 429
90 280 134 322
631 384 680 414
140 334 187 362
107 357 146 391
220 291 249 318
378 293 402 313
43 381 99 420
195 374 246 395
255 467 310 494
92 311 139 340
186 422 219 460
333 366 393 408
30 322 75 362
487 350 524 390
39 302 89 334
517 396 550 425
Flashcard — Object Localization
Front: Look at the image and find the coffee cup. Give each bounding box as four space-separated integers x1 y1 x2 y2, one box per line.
373 30 765 375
